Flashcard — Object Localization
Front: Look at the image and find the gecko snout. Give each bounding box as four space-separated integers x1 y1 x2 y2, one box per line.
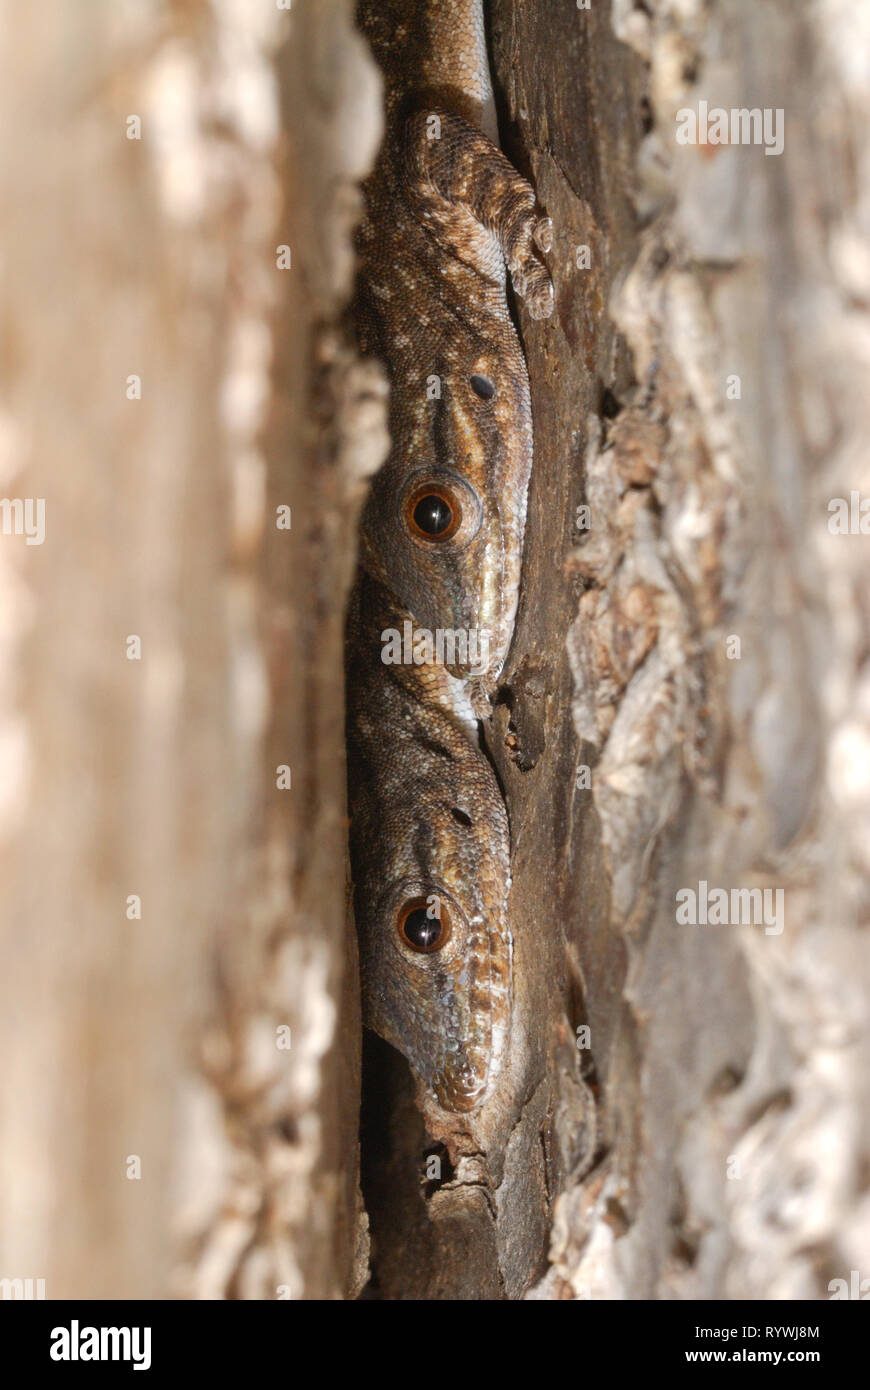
433 1069 488 1113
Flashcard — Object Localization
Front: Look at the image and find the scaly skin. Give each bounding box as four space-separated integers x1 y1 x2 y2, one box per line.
347 0 553 1113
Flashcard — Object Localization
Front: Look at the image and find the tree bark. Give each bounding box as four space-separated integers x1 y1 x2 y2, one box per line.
358 0 870 1300
1 0 867 1303
0 0 380 1301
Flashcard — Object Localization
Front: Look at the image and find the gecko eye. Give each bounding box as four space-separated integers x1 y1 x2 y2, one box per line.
469 373 495 400
400 471 482 548
413 493 453 537
397 897 451 954
404 482 462 542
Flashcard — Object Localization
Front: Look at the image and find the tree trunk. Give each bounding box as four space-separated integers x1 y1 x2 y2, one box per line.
1 0 867 1302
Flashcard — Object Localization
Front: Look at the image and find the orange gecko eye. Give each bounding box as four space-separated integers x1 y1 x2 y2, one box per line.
404 482 462 542
400 471 482 550
397 897 451 954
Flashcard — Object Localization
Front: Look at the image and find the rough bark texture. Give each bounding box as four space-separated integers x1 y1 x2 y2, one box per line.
358 0 870 1300
1 0 868 1303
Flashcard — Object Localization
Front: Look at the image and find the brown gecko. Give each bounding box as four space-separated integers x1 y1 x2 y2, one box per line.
347 0 553 1114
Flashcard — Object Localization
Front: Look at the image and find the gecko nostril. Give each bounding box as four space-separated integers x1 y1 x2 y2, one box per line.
397 898 451 953
469 373 495 400
451 807 472 827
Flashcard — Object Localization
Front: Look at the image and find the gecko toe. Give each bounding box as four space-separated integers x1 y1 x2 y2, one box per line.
533 215 553 254
521 263 555 320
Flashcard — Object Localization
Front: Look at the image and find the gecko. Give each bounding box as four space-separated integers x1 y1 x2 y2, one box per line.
347 0 553 1114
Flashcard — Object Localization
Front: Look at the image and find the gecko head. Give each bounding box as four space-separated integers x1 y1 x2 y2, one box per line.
359 351 533 681
352 746 512 1114
359 873 511 1113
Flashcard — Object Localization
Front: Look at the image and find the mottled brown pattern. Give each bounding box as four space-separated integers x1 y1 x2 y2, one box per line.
347 0 552 1113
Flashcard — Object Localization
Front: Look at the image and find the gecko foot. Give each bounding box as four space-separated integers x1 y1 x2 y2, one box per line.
507 214 554 320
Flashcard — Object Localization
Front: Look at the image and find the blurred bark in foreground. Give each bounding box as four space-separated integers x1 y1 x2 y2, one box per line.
0 0 867 1300
0 0 380 1299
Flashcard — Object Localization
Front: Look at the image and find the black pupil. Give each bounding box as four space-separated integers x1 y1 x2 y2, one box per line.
470 374 495 399
402 906 441 951
413 494 452 536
